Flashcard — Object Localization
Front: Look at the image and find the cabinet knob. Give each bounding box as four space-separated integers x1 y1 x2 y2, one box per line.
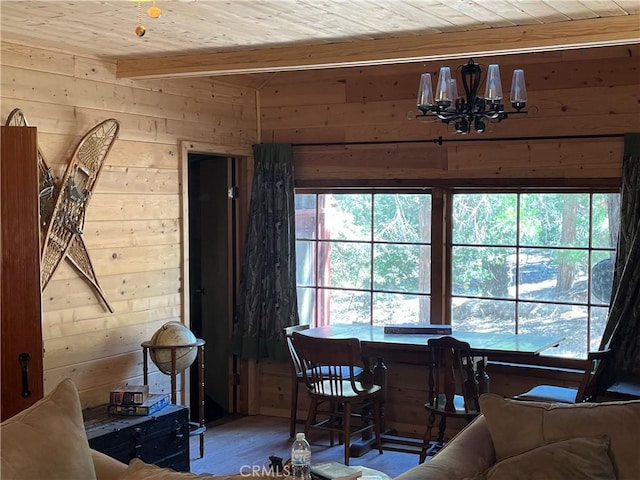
172 421 185 447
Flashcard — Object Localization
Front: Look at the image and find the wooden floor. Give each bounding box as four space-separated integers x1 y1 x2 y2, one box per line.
189 415 422 478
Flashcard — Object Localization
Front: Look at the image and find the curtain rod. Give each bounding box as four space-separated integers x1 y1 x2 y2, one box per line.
288 133 625 148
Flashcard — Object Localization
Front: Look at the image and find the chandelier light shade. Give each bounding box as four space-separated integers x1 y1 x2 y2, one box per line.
416 59 527 134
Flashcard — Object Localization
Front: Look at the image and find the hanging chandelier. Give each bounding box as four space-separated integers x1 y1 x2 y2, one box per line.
416 59 528 134
132 0 162 37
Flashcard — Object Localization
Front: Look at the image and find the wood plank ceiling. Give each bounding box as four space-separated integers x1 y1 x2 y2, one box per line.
1 1 639 79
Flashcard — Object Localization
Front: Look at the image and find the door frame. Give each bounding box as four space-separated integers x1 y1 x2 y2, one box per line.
179 141 252 410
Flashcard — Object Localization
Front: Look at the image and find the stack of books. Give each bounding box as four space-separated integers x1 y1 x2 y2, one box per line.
107 385 170 416
310 462 363 480
383 324 452 335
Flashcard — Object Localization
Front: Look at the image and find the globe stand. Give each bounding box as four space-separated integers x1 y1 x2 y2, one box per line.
141 339 206 458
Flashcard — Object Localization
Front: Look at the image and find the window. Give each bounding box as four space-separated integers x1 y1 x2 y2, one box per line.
451 192 618 359
295 189 619 359
295 192 432 326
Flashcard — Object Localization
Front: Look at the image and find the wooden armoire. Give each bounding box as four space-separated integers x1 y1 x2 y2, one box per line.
1 125 44 420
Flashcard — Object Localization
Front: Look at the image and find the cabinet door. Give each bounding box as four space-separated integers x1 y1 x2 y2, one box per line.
1 125 44 420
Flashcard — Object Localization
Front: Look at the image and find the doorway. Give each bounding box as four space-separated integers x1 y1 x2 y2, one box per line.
187 152 237 423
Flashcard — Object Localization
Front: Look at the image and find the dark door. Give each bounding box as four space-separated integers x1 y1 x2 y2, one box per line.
187 153 236 422
1 126 44 420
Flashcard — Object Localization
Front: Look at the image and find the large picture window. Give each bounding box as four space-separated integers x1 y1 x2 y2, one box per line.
451 192 618 359
295 189 619 359
295 192 432 327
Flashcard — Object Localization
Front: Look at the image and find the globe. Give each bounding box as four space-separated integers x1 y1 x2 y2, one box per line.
148 321 198 374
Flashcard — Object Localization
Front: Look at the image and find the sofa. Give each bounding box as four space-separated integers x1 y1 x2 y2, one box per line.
396 393 640 480
2 378 640 479
0 378 242 480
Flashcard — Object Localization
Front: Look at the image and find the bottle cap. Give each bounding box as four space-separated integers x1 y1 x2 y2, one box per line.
295 432 305 439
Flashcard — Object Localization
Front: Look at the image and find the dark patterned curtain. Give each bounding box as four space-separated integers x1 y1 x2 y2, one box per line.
230 144 298 360
597 133 640 388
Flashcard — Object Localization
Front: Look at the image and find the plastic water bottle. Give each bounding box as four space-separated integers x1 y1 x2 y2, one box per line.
291 432 311 480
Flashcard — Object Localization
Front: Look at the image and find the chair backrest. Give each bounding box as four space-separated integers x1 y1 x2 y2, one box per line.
576 348 612 402
284 325 310 378
427 336 479 414
290 332 366 397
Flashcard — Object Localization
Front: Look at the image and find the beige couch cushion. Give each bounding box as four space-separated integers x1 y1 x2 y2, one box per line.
481 435 615 480
0 378 97 480
118 459 218 479
479 393 640 479
118 458 275 480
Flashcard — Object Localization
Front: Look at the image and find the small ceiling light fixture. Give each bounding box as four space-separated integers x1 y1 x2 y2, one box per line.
147 0 162 19
132 0 162 37
416 59 528 134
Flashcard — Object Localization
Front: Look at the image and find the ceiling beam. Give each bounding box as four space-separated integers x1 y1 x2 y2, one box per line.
117 15 640 79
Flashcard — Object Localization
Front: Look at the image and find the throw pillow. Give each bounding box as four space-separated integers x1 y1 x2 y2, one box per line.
479 436 615 480
0 378 97 480
478 393 640 479
118 458 275 480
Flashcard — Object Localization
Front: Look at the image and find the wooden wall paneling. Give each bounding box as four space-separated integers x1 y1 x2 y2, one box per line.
45 354 178 407
44 302 181 341
1 99 256 147
105 140 185 169
263 86 639 135
81 219 181 249
43 278 181 320
341 54 640 105
95 166 179 194
87 193 179 221
261 126 347 145
1 126 44 420
263 104 639 144
1 65 254 126
259 45 637 89
292 140 623 184
2 41 258 404
561 44 639 61
261 100 418 130
445 139 624 179
520 56 640 89
307 109 636 144
293 145 447 184
533 84 640 116
259 46 639 149
259 80 347 107
44 317 175 369
256 359 290 417
0 42 76 76
72 244 180 277
384 362 429 435
44 294 181 333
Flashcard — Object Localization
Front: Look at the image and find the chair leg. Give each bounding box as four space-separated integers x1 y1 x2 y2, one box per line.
436 415 446 445
305 398 317 439
343 402 352 466
420 412 436 463
290 379 299 438
373 398 382 455
329 401 336 447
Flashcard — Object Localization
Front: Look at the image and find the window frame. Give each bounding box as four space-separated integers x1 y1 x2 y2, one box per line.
295 188 435 326
294 185 619 364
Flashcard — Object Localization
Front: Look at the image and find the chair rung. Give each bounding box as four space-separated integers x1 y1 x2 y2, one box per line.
381 434 423 447
380 434 424 454
380 443 423 455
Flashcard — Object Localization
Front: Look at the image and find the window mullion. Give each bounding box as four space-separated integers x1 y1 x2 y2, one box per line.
370 193 375 325
431 187 450 325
